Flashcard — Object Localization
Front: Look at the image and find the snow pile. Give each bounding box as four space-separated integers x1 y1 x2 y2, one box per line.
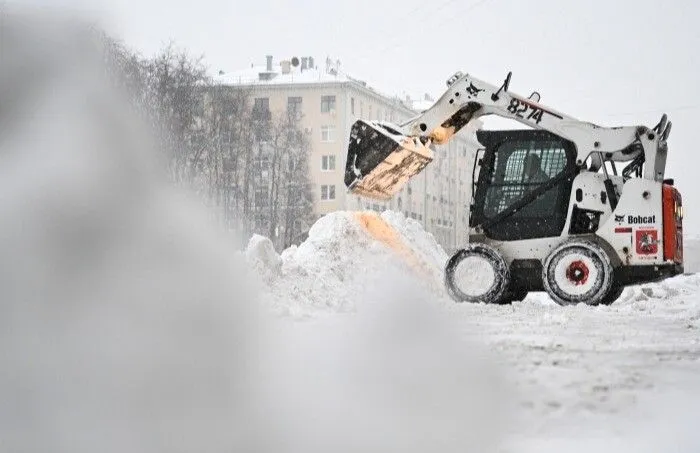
246 212 700 318
379 210 450 283
245 210 449 315
244 234 282 285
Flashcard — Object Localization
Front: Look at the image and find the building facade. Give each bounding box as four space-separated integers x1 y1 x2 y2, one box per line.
214 55 477 253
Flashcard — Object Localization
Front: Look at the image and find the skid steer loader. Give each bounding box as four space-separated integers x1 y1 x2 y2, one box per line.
344 71 683 306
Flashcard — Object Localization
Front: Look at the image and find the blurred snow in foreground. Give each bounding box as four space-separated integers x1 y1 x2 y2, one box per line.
2 7 700 453
0 9 506 453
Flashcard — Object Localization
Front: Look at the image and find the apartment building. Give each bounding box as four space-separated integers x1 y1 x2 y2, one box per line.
214 55 476 253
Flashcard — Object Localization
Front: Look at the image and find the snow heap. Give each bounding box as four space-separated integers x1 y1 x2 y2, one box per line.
245 211 449 316
245 209 700 318
245 234 282 286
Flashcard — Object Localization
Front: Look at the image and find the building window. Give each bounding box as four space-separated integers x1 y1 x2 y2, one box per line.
321 125 335 142
254 156 270 171
351 97 355 115
368 105 372 120
321 95 336 113
321 155 336 171
287 96 302 116
253 97 270 120
321 184 336 200
254 188 268 207
360 101 364 117
254 125 270 142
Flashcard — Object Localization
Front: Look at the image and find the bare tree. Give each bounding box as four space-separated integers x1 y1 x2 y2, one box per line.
280 120 314 248
200 85 258 233
98 32 315 248
238 107 314 249
142 43 210 185
98 32 149 110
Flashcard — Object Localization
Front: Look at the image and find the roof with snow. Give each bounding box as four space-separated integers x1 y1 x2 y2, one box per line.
213 63 352 86
212 57 435 113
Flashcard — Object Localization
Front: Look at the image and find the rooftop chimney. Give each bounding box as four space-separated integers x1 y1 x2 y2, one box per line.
266 55 273 72
301 57 308 71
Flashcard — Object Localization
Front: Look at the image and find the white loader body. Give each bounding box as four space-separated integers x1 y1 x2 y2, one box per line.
344 70 682 305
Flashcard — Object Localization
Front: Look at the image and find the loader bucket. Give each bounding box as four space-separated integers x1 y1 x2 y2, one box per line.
344 120 433 200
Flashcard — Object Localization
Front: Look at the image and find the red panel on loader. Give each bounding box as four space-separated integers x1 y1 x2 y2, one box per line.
662 184 683 263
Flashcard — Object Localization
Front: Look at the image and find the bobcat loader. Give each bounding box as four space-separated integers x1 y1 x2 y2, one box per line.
344 71 683 305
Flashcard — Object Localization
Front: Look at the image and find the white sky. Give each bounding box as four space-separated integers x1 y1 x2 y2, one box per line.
13 0 700 231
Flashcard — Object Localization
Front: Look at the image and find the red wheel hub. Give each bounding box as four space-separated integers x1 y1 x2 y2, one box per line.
566 260 589 285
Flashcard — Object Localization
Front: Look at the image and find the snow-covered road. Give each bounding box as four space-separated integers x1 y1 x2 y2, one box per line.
249 211 700 451
451 281 700 451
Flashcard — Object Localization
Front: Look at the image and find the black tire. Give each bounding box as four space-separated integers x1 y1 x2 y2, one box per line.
445 244 510 304
600 284 625 306
542 239 614 306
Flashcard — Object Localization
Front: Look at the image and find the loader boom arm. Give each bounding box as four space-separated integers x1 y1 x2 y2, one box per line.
344 71 672 200
402 71 670 181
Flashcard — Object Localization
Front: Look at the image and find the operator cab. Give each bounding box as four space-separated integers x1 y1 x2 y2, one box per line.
470 129 578 241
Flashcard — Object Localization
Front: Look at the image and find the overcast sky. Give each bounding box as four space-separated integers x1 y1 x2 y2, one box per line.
13 0 700 230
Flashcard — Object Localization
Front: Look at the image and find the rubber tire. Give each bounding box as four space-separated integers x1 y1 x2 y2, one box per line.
445 243 510 304
542 239 614 306
600 284 625 306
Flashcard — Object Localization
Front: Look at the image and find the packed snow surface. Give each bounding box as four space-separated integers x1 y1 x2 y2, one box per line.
247 210 700 451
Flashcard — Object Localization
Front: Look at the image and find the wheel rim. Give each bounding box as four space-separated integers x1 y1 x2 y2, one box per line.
452 255 496 298
565 260 589 285
552 250 601 298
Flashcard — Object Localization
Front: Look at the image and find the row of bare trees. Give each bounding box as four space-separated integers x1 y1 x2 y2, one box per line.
102 35 314 250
